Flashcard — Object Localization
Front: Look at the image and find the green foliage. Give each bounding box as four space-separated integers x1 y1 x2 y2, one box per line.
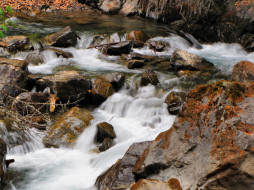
0 6 13 38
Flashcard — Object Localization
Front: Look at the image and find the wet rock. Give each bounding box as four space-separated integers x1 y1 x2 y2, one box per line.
232 61 254 83
26 74 42 91
241 33 254 52
0 35 33 54
0 47 11 57
177 70 202 79
109 32 121 43
43 107 93 148
130 178 182 190
46 48 74 58
95 141 151 190
98 72 125 91
40 26 79 48
96 122 116 143
165 91 186 115
140 69 159 86
0 139 7 189
145 58 172 71
98 0 123 14
171 49 215 71
147 38 170 52
91 78 114 105
0 58 28 99
98 138 114 152
127 31 150 48
90 35 105 47
133 81 254 190
11 92 49 115
106 40 133 55
25 51 44 65
126 59 147 69
36 71 90 104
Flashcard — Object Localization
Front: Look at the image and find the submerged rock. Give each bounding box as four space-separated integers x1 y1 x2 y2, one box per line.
165 91 186 115
95 141 151 190
171 49 215 71
140 69 159 86
0 35 33 53
43 107 93 148
40 26 79 48
133 81 254 190
0 58 28 99
232 61 254 83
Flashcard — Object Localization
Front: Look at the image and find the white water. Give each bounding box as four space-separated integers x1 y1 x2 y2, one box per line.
5 21 254 190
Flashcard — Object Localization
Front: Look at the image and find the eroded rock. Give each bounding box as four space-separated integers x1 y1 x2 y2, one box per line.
165 91 186 115
98 72 125 91
96 122 116 143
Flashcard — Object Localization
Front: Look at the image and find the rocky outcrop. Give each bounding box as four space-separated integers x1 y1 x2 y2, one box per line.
95 141 151 190
40 26 79 48
43 107 93 148
0 58 28 99
81 0 254 51
133 80 254 190
170 49 215 71
140 69 159 86
130 178 182 190
36 71 90 104
232 61 254 83
165 91 186 115
0 35 33 53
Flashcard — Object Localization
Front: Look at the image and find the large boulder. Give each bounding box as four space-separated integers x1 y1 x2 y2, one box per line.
36 71 90 104
171 49 215 71
0 139 6 189
130 178 182 190
133 81 254 189
232 61 254 83
95 141 151 190
43 107 93 148
0 58 28 99
165 91 187 115
0 35 33 53
40 26 79 48
120 0 139 16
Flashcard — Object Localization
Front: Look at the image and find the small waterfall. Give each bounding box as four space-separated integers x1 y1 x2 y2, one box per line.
0 121 43 155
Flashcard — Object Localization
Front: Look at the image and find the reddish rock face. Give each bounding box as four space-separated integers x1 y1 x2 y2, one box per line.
232 61 254 83
133 81 254 190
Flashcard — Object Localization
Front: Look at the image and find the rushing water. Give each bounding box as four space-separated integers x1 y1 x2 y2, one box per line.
3 12 254 190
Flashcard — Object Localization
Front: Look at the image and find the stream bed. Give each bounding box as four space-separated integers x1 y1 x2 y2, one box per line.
3 11 254 190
